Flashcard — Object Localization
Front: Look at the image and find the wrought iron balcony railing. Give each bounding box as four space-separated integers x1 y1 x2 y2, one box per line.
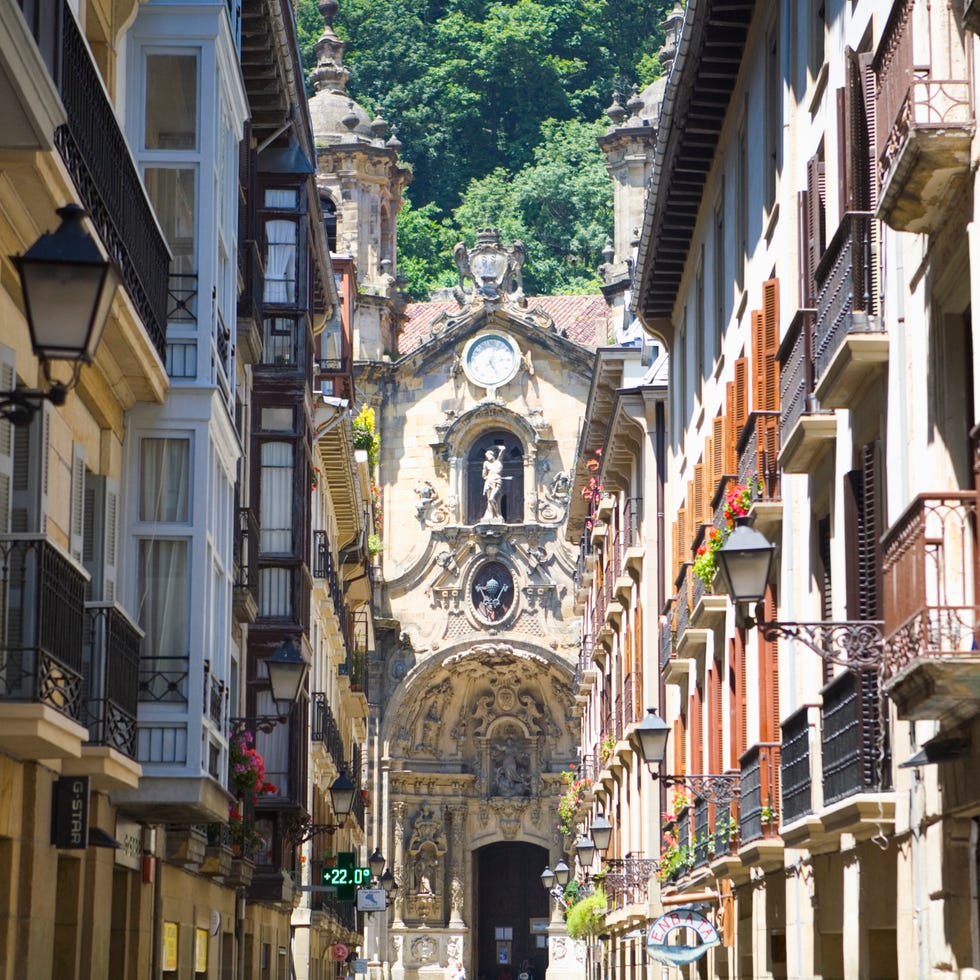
813 211 880 384
780 705 815 824
738 411 781 502
604 854 658 908
778 309 818 443
234 507 259 597
738 742 781 843
238 239 264 327
82 602 141 758
821 670 891 805
0 534 86 721
311 691 346 773
882 492 979 689
660 602 676 671
54 3 169 359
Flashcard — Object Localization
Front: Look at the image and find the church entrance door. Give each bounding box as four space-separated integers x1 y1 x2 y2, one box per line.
474 842 550 980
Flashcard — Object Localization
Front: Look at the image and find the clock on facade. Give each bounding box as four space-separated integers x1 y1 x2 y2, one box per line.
462 332 521 389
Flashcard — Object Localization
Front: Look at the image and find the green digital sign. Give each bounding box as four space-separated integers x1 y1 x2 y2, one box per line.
322 851 371 900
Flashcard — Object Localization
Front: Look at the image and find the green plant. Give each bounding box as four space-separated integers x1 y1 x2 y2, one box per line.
352 405 381 470
599 734 616 763
761 802 779 825
556 765 588 839
565 887 607 939
367 533 383 555
227 805 268 859
692 477 764 589
693 526 723 588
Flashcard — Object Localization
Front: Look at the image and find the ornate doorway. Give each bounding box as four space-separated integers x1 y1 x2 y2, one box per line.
475 842 550 980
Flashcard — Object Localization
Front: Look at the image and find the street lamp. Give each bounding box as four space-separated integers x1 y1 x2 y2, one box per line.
380 869 396 893
589 813 613 855
633 707 741 805
717 520 884 673
574 834 596 871
266 637 308 714
6 204 120 424
328 769 357 821
369 847 386 879
553 858 571 887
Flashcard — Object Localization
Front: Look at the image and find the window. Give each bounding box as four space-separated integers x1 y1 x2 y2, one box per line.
765 26 781 212
144 167 196 278
144 52 198 151
138 539 190 701
140 438 190 523
321 194 337 253
264 220 298 304
466 431 524 524
714 185 725 361
262 317 298 366
736 122 747 291
259 442 292 552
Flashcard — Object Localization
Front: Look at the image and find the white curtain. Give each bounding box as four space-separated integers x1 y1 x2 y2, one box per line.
138 539 189 691
256 689 288 798
265 189 297 209
264 219 297 304
140 438 190 522
259 442 292 552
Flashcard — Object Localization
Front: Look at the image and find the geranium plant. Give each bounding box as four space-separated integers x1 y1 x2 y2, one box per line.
557 765 588 839
693 527 723 589
228 804 268 859
692 477 763 589
229 731 277 802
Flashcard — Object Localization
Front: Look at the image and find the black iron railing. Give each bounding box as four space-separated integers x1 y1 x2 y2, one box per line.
204 661 226 728
604 854 657 908
739 742 781 843
813 212 880 383
238 239 263 327
168 273 198 323
139 656 190 703
82 602 141 758
778 309 817 442
660 600 675 670
692 798 711 868
54 3 168 359
311 692 346 773
738 411 781 502
0 535 86 721
235 507 259 596
821 671 891 805
780 705 814 824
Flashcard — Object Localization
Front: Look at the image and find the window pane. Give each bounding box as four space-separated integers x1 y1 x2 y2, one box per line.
265 189 298 209
140 438 190 522
260 443 292 552
145 168 196 276
262 318 297 366
259 567 292 617
138 539 190 702
145 53 198 150
264 220 297 304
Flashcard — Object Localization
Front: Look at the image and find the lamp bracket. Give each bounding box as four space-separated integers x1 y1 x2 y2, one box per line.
0 384 67 426
230 714 288 736
756 614 885 673
287 816 343 846
656 772 741 806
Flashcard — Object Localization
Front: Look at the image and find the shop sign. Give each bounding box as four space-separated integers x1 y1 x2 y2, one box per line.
646 907 720 967
163 922 179 972
51 776 89 849
114 818 143 870
195 927 208 972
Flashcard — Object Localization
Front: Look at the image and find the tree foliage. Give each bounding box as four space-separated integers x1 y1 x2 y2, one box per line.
296 0 674 295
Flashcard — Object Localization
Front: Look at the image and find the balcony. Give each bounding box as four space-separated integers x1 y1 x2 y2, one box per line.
62 602 143 790
779 704 824 846
233 507 259 624
310 691 346 787
55 3 169 366
778 309 835 474
882 492 980 720
737 412 782 538
812 213 887 410
604 854 657 910
0 534 89 759
819 671 895 837
738 743 782 871
875 0 975 234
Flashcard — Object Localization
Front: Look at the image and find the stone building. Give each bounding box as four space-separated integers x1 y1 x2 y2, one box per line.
358 231 611 980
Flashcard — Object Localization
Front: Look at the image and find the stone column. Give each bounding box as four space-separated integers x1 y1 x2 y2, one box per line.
393 802 407 927
447 804 467 927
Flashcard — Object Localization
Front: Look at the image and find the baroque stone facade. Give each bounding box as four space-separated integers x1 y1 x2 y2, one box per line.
360 231 607 980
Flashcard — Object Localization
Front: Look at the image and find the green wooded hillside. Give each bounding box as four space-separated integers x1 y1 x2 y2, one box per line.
297 0 674 296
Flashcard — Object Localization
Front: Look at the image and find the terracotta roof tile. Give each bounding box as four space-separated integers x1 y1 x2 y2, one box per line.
397 295 610 355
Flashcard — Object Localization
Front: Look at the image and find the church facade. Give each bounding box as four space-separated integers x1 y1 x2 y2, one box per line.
357 231 610 980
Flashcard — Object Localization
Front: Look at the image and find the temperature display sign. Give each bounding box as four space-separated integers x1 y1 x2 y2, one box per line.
322 851 371 900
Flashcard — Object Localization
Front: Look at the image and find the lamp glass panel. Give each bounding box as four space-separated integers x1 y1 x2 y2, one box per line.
20 262 107 360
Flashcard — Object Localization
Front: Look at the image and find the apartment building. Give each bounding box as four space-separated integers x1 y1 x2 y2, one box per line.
619 0 980 977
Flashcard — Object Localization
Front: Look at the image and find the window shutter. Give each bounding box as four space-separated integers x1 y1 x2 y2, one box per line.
103 478 119 604
762 278 781 412
751 309 765 412
690 685 703 772
843 470 862 620
797 189 811 310
70 445 86 564
729 632 747 768
694 463 706 526
709 655 723 772
818 515 833 684
733 357 749 436
805 155 826 304
725 381 737 474
712 416 725 481
759 583 780 743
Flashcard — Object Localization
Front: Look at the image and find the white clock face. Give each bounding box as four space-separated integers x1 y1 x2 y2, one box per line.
464 334 519 388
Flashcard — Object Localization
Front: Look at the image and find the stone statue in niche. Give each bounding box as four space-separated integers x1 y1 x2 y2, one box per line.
414 848 438 894
491 735 531 797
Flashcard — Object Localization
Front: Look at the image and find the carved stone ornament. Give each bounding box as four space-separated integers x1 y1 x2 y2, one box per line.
453 229 527 308
411 936 438 964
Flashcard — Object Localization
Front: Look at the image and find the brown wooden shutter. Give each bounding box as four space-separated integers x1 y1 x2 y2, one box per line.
751 309 765 412
704 436 715 505
805 154 826 304
709 656 723 772
725 381 737 473
762 279 780 412
759 583 780 743
734 357 749 437
797 189 811 309
818 514 833 684
730 630 747 766
691 684 703 772
712 416 725 480
694 462 706 525
844 441 884 621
